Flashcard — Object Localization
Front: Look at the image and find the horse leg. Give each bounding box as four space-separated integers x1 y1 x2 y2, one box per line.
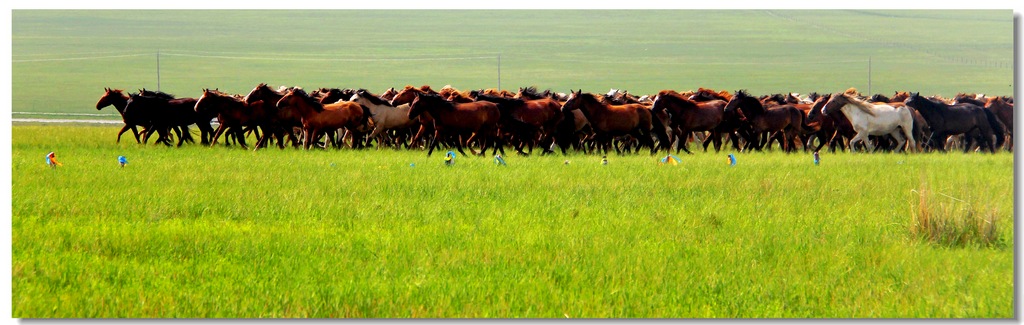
426 132 438 157
235 127 249 149
116 125 133 144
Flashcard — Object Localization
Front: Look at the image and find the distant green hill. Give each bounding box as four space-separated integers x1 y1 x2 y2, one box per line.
12 10 1013 116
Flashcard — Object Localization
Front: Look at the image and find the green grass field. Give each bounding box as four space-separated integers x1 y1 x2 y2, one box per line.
12 10 1014 119
10 124 1014 317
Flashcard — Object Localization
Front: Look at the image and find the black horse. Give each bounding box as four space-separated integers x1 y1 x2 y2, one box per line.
124 91 209 147
904 92 1005 153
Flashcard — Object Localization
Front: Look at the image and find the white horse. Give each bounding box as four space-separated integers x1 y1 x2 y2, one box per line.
822 91 916 153
349 89 419 149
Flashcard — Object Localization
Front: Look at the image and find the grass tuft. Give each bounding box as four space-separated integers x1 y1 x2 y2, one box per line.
910 186 1002 248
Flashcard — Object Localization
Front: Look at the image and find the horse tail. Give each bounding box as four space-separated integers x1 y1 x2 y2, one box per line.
359 104 373 126
982 107 1006 149
649 107 670 151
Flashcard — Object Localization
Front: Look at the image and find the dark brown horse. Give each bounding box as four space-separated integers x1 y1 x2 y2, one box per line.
473 92 563 155
724 90 805 152
408 92 504 157
690 88 749 152
244 83 302 149
516 87 592 154
985 96 1013 151
276 88 372 150
560 90 654 155
905 92 1004 153
97 87 150 144
194 89 272 149
651 90 726 154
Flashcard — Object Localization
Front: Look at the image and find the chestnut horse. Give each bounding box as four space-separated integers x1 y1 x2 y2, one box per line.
724 90 805 152
560 90 655 155
986 96 1013 151
408 92 504 157
97 87 150 144
651 90 725 154
276 88 372 150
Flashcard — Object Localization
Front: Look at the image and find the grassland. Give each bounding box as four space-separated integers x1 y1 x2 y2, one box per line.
10 124 1014 317
11 10 1014 119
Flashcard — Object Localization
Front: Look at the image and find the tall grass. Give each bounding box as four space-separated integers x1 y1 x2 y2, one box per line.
910 186 1002 248
10 124 1014 318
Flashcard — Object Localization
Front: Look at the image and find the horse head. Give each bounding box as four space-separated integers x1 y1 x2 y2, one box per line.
724 90 759 117
560 89 582 113
806 93 831 121
96 87 126 110
277 88 322 115
903 92 929 110
821 92 851 116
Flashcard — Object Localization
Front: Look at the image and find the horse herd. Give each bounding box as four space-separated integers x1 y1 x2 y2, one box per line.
95 84 1014 156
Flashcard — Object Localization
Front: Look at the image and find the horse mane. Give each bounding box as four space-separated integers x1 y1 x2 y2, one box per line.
576 92 605 107
141 89 175 100
766 93 787 104
517 86 545 99
204 89 236 99
657 89 680 97
419 85 437 94
287 88 324 111
869 93 891 103
734 89 752 100
416 92 455 110
356 89 391 107
695 88 731 101
478 92 524 107
839 93 878 117
439 85 471 99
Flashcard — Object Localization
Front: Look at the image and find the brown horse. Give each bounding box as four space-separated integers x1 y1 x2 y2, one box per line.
985 96 1013 151
473 92 563 155
890 91 911 102
379 87 398 102
651 90 726 154
244 83 303 149
390 86 437 149
276 88 372 150
408 92 504 157
516 87 592 154
97 87 150 144
561 90 654 155
689 88 749 151
194 89 271 149
724 90 805 152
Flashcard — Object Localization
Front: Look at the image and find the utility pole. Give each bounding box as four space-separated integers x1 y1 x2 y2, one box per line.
497 54 501 91
867 56 871 96
157 50 161 91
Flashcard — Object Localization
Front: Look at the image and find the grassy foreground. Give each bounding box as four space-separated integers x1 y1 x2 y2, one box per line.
10 124 1014 318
